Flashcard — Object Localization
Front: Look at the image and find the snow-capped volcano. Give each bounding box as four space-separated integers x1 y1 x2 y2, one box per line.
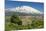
5 6 43 16
8 6 42 14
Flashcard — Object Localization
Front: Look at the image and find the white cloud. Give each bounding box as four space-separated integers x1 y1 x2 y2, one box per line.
6 6 43 14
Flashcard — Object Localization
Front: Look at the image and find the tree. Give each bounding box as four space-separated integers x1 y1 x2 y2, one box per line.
11 14 22 25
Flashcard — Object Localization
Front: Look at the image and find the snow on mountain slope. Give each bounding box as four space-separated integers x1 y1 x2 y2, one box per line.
5 6 43 15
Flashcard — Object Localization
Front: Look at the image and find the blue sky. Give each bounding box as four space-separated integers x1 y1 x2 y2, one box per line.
5 0 44 12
